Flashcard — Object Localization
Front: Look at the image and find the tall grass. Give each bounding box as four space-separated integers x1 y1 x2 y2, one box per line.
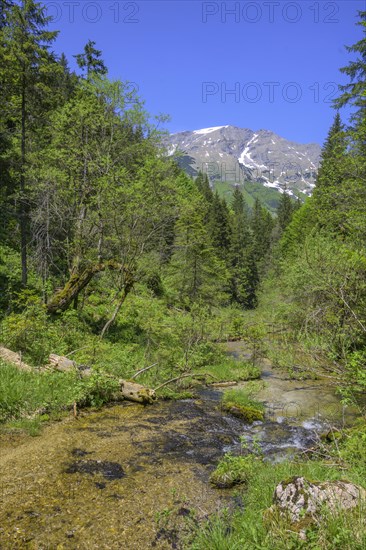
0 361 76 421
0 360 118 424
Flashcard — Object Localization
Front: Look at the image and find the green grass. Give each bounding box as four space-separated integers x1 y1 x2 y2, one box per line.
0 360 119 427
191 424 366 550
0 361 75 421
204 358 261 383
221 388 265 422
4 416 53 437
193 463 366 549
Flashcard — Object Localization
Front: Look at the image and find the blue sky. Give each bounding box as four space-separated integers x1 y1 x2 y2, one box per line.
48 0 364 146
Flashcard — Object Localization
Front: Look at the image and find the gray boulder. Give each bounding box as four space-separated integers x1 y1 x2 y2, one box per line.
270 476 366 523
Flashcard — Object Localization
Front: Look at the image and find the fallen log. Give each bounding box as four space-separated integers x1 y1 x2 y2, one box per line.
0 347 155 405
47 354 156 404
154 372 218 392
0 347 33 372
119 379 156 404
210 381 238 388
49 353 76 372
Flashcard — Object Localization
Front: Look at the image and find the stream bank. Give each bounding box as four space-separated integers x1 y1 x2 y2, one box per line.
0 341 360 549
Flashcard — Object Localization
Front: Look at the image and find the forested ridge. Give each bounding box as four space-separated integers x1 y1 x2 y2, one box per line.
0 3 366 549
0 0 287 389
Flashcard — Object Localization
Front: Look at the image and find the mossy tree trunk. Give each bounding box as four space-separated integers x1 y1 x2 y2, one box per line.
46 261 133 314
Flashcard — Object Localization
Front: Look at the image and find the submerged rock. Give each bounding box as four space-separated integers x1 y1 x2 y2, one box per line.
65 459 125 480
269 476 366 523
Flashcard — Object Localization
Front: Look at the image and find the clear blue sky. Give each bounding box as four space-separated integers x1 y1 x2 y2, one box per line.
48 0 364 146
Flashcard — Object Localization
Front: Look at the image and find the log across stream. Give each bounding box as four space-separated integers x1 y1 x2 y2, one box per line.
0 341 358 549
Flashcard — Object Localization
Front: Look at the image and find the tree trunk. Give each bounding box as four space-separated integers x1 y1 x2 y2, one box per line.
46 261 132 314
20 68 27 285
100 282 133 339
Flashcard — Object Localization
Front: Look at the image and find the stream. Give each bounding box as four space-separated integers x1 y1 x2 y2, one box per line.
0 341 358 549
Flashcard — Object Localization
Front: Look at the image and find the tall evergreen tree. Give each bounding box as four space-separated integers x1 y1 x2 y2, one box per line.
1 0 60 284
195 171 214 204
167 196 228 307
229 187 258 308
74 40 107 78
316 113 347 188
251 198 274 266
334 10 366 196
277 191 296 233
320 12 366 242
334 10 366 125
56 52 78 102
210 192 232 263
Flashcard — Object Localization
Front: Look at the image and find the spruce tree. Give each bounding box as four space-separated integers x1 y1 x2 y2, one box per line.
229 187 258 308
336 11 366 214
210 192 232 263
316 113 347 188
75 40 107 78
1 0 59 284
334 10 366 125
316 12 366 242
195 171 214 204
56 53 78 103
277 191 296 233
251 198 274 266
167 197 228 307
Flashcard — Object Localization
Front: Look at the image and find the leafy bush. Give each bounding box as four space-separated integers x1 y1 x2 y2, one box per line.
281 235 366 357
73 368 120 408
209 453 258 488
0 285 96 361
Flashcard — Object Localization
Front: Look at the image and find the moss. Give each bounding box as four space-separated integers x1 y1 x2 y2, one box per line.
321 429 343 443
222 402 264 422
221 388 265 423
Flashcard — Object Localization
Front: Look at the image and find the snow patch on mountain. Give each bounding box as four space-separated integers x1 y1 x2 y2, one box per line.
238 134 258 167
193 126 228 135
166 144 177 156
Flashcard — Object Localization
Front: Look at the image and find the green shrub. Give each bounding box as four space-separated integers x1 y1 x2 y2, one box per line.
0 293 91 366
209 453 258 488
73 368 120 408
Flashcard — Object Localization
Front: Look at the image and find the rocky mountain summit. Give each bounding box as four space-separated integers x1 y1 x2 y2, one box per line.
166 125 321 197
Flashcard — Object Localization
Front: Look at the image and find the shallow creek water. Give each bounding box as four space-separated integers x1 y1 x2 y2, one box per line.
0 342 357 549
226 341 356 461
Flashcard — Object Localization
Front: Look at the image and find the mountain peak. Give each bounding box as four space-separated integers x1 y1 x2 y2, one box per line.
166 125 321 198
